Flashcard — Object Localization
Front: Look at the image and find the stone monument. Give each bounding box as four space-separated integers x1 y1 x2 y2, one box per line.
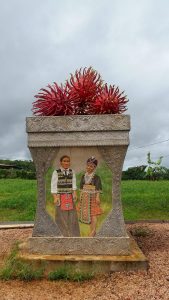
26 114 131 256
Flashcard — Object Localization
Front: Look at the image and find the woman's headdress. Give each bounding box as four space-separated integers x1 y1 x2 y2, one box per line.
87 156 98 167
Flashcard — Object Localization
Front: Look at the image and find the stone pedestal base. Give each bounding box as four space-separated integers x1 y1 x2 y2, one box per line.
19 234 148 274
28 236 130 256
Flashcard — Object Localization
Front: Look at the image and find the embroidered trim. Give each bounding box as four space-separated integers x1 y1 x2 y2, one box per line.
79 191 91 224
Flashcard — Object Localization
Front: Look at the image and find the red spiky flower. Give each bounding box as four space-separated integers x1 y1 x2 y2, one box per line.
32 67 129 116
32 82 74 116
67 67 103 114
93 84 128 114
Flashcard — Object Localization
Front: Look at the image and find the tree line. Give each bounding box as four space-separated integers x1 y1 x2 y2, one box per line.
122 152 169 180
122 165 169 180
0 152 169 180
0 160 36 179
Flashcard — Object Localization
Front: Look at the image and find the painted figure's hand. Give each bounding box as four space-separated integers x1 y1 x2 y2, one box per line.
96 194 100 205
73 190 77 202
53 194 60 206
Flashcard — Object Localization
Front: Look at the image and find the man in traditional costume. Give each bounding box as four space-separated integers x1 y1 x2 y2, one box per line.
51 155 80 237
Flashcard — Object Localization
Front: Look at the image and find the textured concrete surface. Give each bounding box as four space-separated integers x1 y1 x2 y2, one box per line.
28 236 130 255
26 115 131 256
27 131 129 147
19 233 148 274
26 115 130 132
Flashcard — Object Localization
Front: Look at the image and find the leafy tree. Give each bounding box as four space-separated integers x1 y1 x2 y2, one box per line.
122 165 147 180
0 160 36 179
145 152 167 180
162 167 169 179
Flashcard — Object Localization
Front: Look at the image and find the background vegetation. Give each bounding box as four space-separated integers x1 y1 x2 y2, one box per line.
1 157 169 180
0 179 36 221
0 161 169 235
0 160 36 179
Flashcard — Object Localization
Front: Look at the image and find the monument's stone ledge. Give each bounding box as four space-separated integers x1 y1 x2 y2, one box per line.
27 131 129 147
28 236 130 255
26 115 130 133
26 115 130 147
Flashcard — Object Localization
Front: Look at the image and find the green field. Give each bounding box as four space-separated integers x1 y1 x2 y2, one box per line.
0 179 36 221
0 163 169 228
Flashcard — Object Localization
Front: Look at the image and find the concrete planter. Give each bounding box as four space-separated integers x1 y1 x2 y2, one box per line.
26 114 130 255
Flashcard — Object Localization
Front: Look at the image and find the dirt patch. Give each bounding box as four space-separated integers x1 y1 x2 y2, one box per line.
0 223 169 300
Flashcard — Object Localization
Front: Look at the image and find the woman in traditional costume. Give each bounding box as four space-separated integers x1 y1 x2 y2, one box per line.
78 156 103 237
51 155 80 237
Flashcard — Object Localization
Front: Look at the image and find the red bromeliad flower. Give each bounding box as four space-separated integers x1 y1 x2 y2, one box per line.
32 82 74 116
66 67 103 114
32 67 129 116
93 84 128 114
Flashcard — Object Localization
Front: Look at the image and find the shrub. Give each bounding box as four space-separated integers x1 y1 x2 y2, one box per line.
16 264 43 281
0 160 36 180
48 267 70 281
48 266 94 282
0 243 44 281
130 226 153 237
122 165 147 180
145 152 167 181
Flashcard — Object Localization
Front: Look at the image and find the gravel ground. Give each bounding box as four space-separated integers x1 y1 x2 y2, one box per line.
0 223 169 300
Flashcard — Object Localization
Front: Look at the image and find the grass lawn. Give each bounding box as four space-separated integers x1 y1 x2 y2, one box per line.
0 179 36 221
0 164 169 230
122 180 169 220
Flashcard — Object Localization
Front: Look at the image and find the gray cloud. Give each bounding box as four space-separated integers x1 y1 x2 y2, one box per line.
0 0 169 168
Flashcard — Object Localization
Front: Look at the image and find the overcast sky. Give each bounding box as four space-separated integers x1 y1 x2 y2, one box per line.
0 0 169 169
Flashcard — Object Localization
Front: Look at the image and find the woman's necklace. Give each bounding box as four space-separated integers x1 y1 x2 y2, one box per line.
84 172 95 184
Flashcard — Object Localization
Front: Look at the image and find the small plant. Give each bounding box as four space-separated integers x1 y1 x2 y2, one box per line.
130 226 153 237
70 271 94 282
0 246 93 282
16 263 43 281
48 266 94 282
0 243 19 280
32 67 128 116
146 152 167 181
48 266 70 281
0 266 14 280
0 243 44 281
